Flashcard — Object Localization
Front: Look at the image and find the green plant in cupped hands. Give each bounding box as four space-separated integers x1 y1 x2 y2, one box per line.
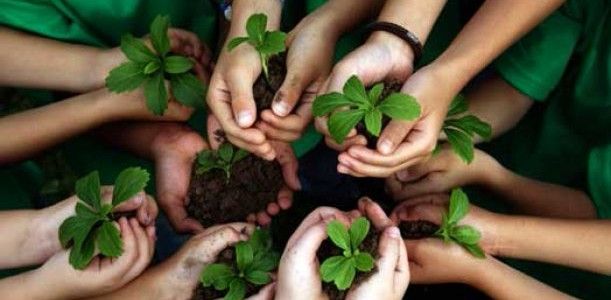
59 167 150 269
200 229 279 300
313 75 422 144
195 143 250 180
106 15 206 115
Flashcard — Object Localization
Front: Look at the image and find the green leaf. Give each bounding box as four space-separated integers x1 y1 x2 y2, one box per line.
249 229 271 252
143 71 168 116
171 73 205 108
320 256 348 282
349 217 370 251
96 221 123 257
164 56 194 74
225 279 247 300
354 252 375 272
328 109 366 144
201 263 236 290
258 31 286 55
343 75 369 107
463 243 486 259
232 149 249 164
112 167 150 207
312 92 353 117
246 14 267 43
334 257 356 290
448 188 470 224
235 241 254 272
120 34 156 63
377 93 421 121
59 215 96 248
444 127 474 163
368 83 384 105
447 94 468 117
245 270 271 285
446 115 492 140
105 61 147 93
75 171 102 212
363 109 383 137
249 252 280 273
143 60 161 75
451 225 481 245
75 202 99 219
227 36 250 51
150 15 170 56
69 229 96 270
218 143 234 163
327 220 351 254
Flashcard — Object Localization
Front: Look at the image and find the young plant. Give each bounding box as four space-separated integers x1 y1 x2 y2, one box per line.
195 143 249 180
320 217 375 290
441 95 492 163
434 188 485 258
227 13 287 80
200 229 279 300
58 167 150 269
106 15 206 115
312 75 421 144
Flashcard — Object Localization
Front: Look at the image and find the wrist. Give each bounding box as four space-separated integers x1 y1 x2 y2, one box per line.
28 197 77 264
89 48 124 91
228 0 282 38
367 31 415 67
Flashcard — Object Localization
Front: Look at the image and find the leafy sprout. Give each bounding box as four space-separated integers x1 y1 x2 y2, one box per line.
434 188 485 258
59 167 150 269
196 143 249 180
200 229 280 300
106 15 206 116
320 217 375 290
227 13 287 80
441 95 492 163
312 75 421 144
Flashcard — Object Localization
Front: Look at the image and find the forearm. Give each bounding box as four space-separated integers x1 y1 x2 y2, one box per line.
0 270 56 300
376 0 446 44
308 0 383 40
472 258 574 300
0 27 115 92
431 0 564 95
0 210 38 268
494 216 611 275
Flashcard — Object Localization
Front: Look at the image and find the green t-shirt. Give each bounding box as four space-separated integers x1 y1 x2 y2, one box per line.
490 0 611 298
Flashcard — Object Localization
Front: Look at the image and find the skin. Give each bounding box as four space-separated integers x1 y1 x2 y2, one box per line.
93 223 274 300
275 201 409 300
0 191 157 300
325 0 565 178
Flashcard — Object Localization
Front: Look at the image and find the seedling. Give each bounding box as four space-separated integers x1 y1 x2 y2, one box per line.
441 95 492 163
195 143 249 180
106 15 206 115
434 188 485 258
320 217 375 290
313 75 421 144
227 13 287 80
58 167 150 269
200 229 279 300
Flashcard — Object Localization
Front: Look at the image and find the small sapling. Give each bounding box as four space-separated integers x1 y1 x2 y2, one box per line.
195 143 249 180
226 13 287 80
319 217 375 290
313 75 421 144
200 229 279 300
105 15 206 115
58 167 150 269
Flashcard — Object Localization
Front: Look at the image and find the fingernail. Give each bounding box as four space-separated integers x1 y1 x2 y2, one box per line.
237 111 253 127
273 101 290 116
338 165 349 174
143 213 150 225
134 194 144 205
379 140 393 155
387 226 401 239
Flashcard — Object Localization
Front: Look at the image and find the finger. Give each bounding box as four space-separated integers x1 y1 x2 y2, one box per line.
357 197 394 230
206 114 224 150
100 186 114 204
286 207 351 249
337 153 405 178
256 121 301 142
275 144 301 191
395 232 410 293
325 135 367 153
135 195 158 226
377 119 417 155
248 282 276 300
114 218 137 271
284 221 328 264
396 157 444 183
200 227 246 260
394 202 446 224
227 70 257 128
202 222 255 237
113 191 146 213
394 172 448 199
260 110 307 132
376 226 402 277
272 62 315 117
123 218 151 281
267 202 280 215
163 202 204 233
226 134 275 161
256 211 272 226
346 144 431 169
276 186 293 210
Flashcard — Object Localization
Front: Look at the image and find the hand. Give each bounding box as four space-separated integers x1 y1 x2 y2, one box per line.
386 146 501 201
257 11 337 142
314 32 415 152
32 217 155 299
390 193 501 255
337 65 454 178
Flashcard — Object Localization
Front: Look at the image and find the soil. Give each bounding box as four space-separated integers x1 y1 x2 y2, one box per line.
399 220 440 239
192 248 260 300
355 80 404 147
187 53 287 227
316 228 380 300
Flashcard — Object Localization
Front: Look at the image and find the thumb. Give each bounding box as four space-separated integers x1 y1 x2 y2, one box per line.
228 71 257 128
274 142 301 190
163 201 204 233
377 120 417 155
113 191 146 213
284 221 328 263
376 226 402 277
272 63 315 117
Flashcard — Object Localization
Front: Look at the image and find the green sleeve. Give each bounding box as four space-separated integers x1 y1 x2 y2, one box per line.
588 144 611 219
495 10 582 101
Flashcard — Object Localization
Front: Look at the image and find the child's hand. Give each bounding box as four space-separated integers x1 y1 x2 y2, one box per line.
32 218 155 299
386 146 502 201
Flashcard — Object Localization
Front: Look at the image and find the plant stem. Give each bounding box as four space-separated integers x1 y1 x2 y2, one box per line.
260 54 270 81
